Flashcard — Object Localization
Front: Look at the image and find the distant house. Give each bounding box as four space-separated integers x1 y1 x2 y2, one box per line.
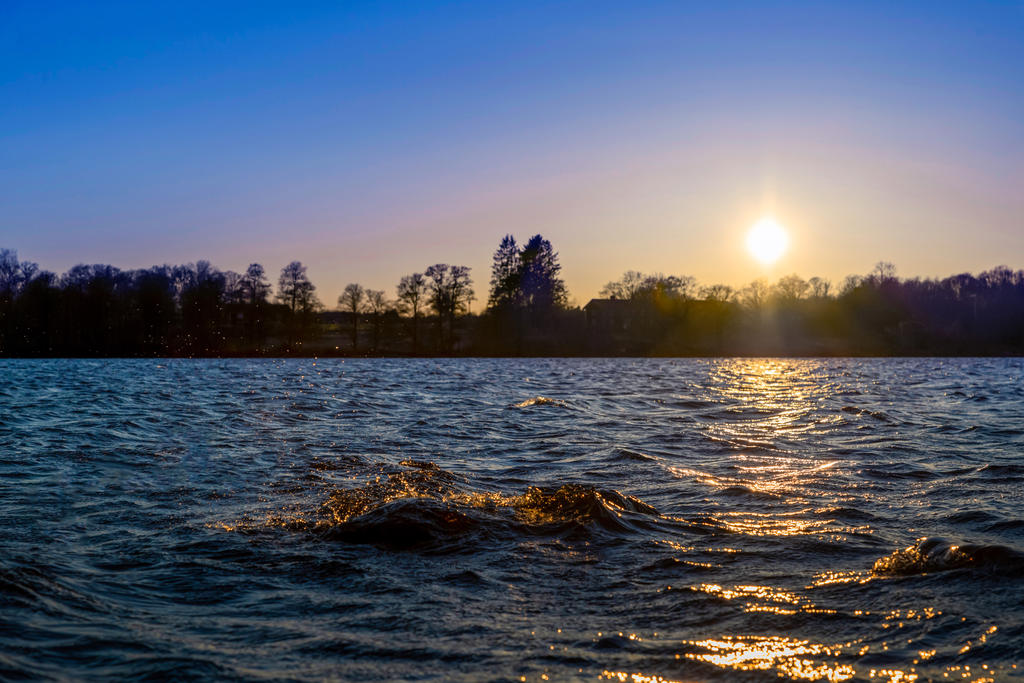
583 297 635 331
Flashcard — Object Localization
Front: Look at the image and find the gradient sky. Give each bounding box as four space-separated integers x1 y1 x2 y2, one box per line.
2 1 1022 307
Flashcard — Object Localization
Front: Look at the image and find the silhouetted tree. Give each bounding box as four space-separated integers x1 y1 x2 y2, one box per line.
600 271 646 300
840 274 863 296
4 242 1024 358
774 274 810 302
0 250 39 353
12 270 59 355
133 266 176 353
701 284 734 302
277 261 319 346
222 271 244 305
485 235 567 352
396 273 427 352
870 261 898 285
278 262 316 314
180 261 227 355
488 234 521 311
240 264 270 305
239 263 271 346
808 277 831 298
519 234 568 318
601 271 695 304
739 279 770 310
338 283 365 351
365 289 389 352
59 264 131 354
426 264 474 351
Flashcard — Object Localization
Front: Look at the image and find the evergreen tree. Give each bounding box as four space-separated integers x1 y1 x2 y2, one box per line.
485 234 567 321
488 234 520 310
518 234 567 316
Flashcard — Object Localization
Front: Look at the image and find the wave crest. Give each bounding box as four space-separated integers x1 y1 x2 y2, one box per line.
511 484 658 532
872 537 1024 576
228 457 661 548
325 497 477 548
511 396 568 408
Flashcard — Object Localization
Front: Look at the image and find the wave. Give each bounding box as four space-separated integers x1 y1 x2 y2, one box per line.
323 497 479 549
714 485 782 501
841 406 893 422
973 463 1024 479
230 460 661 548
510 396 568 408
871 537 1024 576
612 448 657 462
511 483 658 533
324 483 660 548
0 559 107 616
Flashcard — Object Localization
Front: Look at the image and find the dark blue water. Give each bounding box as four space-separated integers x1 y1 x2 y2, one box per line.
1 358 1023 682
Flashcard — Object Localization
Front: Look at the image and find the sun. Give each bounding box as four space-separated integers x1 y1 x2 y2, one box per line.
746 217 789 264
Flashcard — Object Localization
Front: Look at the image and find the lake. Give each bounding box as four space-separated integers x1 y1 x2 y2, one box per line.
1 358 1022 681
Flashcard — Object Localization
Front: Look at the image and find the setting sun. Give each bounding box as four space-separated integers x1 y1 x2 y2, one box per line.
746 218 789 264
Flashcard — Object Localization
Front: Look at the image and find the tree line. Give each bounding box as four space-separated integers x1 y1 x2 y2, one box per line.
1 241 1023 357
0 249 474 356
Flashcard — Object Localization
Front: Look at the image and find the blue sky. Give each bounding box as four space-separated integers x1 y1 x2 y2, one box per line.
2 1 1022 305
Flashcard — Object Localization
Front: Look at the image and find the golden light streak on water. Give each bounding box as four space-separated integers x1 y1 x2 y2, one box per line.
692 582 843 617
809 570 873 588
599 671 693 683
684 635 857 681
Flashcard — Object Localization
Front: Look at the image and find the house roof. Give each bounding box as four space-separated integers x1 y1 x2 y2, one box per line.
583 298 634 310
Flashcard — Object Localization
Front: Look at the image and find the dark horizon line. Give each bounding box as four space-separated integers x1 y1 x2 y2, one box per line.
4 242 1024 359
2 247 1021 310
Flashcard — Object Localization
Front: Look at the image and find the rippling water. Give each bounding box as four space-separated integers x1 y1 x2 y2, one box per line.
2 358 1023 682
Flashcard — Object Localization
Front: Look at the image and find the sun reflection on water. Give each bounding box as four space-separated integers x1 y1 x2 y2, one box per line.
684 635 857 681
599 672 691 683
692 582 838 616
662 359 873 541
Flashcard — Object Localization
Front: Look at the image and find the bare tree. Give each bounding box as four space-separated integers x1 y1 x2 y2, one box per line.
425 264 474 351
869 261 897 286
840 274 863 296
600 271 646 299
277 261 318 315
222 271 245 305
739 279 770 309
774 274 810 301
236 263 271 346
396 273 427 352
240 263 271 306
701 284 734 302
365 289 389 352
0 249 38 302
338 283 365 351
602 271 697 302
808 277 832 298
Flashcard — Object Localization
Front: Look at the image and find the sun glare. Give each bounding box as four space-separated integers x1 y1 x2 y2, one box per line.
746 218 789 264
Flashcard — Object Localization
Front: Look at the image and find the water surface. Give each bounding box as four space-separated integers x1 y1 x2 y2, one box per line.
1 358 1022 681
